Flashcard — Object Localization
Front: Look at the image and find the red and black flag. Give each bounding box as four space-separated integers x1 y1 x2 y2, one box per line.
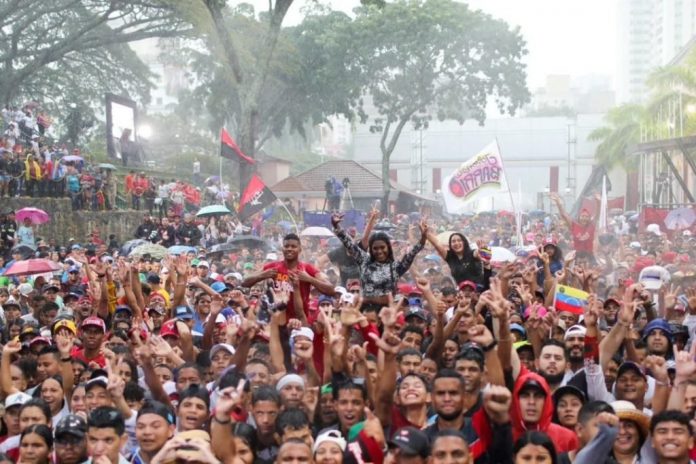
220 128 255 164
238 174 277 222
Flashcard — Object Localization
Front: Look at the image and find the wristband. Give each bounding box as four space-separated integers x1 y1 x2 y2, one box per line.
212 415 231 425
482 340 498 352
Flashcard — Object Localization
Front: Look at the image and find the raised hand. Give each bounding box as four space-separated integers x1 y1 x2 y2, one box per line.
368 330 400 355
467 324 494 347
362 407 385 447
331 213 344 229
674 343 696 382
483 385 512 424
215 380 246 419
644 355 669 383
415 277 431 293
55 332 74 357
2 339 22 357
686 287 696 311
294 337 314 361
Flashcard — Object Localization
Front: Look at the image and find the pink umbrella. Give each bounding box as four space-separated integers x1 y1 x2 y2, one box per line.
15 207 50 224
3 259 61 276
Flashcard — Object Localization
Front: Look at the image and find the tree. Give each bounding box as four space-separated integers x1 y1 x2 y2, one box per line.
168 1 366 188
344 0 530 209
588 104 647 171
646 49 696 137
0 1 190 133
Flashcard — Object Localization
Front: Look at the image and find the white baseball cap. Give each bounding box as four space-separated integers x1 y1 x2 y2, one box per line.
5 392 31 409
639 265 670 290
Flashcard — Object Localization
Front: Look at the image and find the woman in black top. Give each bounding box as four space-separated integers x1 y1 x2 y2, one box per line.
426 231 484 285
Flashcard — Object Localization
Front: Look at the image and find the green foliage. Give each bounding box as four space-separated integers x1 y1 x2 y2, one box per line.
588 104 646 171
172 5 360 150
0 0 190 136
337 0 529 204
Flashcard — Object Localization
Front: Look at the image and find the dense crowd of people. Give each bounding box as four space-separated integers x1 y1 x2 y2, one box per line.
0 181 694 464
1 104 206 215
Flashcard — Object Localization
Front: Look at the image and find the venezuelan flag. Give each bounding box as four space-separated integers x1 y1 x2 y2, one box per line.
554 284 589 315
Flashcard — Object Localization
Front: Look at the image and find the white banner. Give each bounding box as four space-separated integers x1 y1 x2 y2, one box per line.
442 141 508 214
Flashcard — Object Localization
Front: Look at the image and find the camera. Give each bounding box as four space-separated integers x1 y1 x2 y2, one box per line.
342 177 350 188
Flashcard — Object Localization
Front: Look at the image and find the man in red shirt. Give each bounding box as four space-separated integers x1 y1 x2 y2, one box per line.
242 233 335 322
551 193 595 260
71 316 107 368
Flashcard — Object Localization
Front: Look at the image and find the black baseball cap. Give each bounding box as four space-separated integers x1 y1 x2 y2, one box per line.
55 414 87 439
388 427 430 458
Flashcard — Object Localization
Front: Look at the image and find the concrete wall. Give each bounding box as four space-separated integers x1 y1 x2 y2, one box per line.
4 199 146 245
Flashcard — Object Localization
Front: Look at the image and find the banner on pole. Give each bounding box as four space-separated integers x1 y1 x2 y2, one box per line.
442 141 508 214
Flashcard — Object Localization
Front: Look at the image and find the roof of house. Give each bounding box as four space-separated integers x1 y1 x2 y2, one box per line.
272 159 408 194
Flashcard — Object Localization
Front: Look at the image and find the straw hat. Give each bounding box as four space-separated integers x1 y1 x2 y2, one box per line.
611 400 649 439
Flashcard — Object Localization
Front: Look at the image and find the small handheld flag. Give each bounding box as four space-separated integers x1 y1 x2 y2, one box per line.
553 284 589 315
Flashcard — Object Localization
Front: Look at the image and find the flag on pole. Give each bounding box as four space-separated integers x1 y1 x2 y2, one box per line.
220 128 255 164
553 284 589 315
442 141 508 214
598 175 608 232
238 174 277 222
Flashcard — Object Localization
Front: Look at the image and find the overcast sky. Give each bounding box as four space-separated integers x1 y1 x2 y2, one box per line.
242 0 619 90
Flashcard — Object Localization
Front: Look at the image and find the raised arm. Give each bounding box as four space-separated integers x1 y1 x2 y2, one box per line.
551 193 573 228
360 207 379 251
425 230 448 260
371 328 401 427
394 220 427 276
332 213 367 264
0 341 21 395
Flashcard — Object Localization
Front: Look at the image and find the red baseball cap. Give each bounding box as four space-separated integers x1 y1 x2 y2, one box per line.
458 280 477 291
81 317 106 333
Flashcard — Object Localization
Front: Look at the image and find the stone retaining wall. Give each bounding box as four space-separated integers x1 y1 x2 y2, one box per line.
3 198 145 245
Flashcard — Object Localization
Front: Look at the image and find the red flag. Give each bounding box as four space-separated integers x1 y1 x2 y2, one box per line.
220 128 255 164
238 174 277 222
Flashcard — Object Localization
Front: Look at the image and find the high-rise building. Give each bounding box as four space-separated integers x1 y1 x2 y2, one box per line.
617 0 696 103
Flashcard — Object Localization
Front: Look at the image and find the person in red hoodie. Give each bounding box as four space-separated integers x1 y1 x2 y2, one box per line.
510 370 579 453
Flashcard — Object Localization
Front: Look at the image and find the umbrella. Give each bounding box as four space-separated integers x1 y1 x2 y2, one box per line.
374 221 397 230
120 239 150 257
167 245 196 256
3 259 61 276
98 163 117 171
277 221 294 231
205 175 220 184
491 247 516 263
11 245 36 258
528 209 546 218
436 230 458 244
424 254 441 262
61 155 83 163
300 226 334 237
15 207 50 224
129 243 168 260
197 204 232 217
664 208 696 230
228 235 270 250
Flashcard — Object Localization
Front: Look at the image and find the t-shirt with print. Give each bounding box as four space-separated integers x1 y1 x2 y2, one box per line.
262 260 318 320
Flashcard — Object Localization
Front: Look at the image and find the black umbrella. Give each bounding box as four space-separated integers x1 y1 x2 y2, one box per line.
11 245 35 259
228 235 270 250
120 239 149 257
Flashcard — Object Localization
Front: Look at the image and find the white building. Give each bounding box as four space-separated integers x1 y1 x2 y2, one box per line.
617 0 696 103
351 114 619 212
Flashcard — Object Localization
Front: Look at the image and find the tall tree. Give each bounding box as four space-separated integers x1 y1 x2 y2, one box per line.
588 104 647 171
344 0 530 208
169 1 366 187
0 0 190 114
